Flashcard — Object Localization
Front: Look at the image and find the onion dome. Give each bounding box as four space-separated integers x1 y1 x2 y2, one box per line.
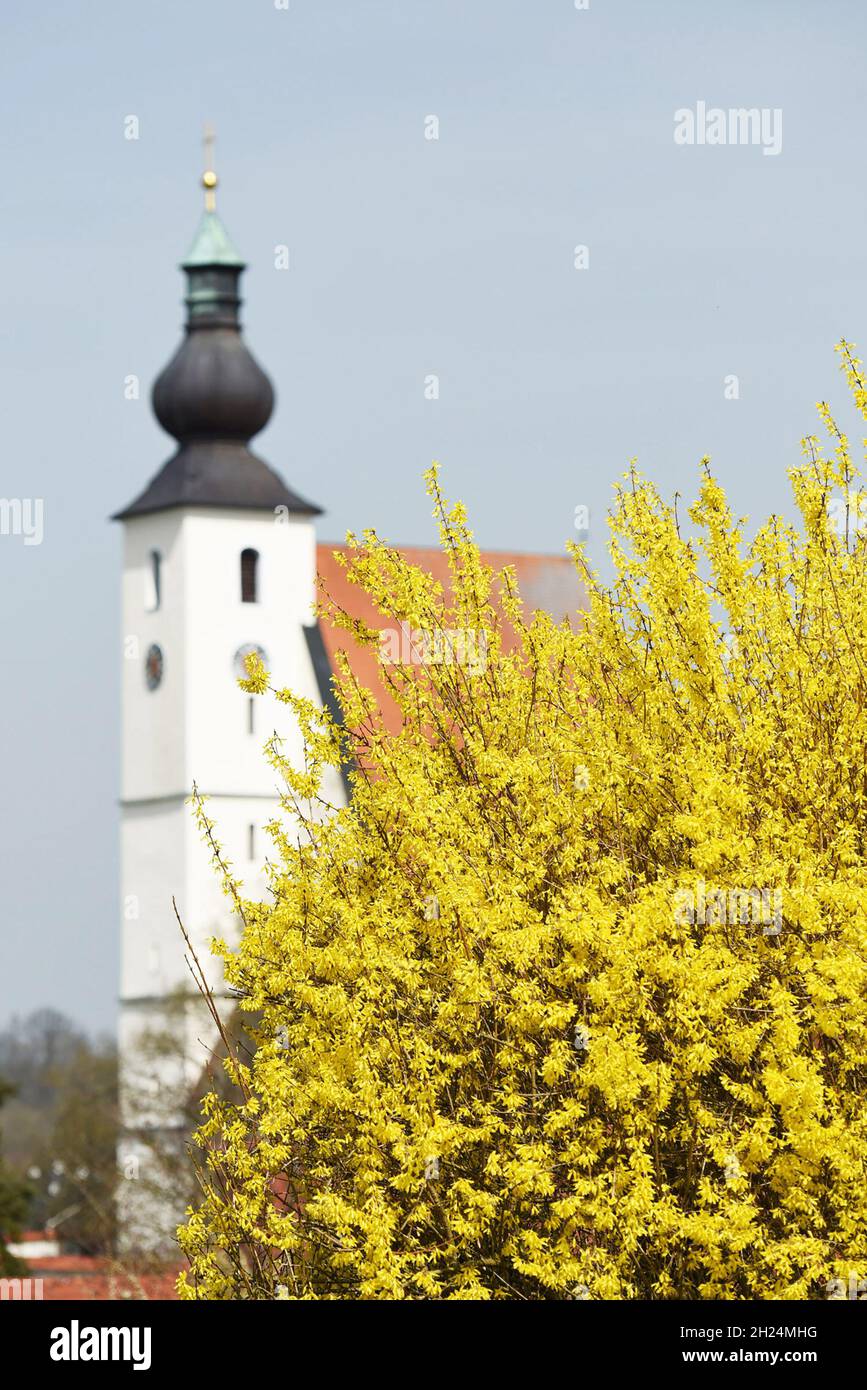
114 144 320 521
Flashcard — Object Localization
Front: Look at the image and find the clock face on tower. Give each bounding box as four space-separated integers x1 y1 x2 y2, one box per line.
144 643 164 691
233 644 268 680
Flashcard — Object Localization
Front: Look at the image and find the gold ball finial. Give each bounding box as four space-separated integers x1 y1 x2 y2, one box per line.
202 124 218 211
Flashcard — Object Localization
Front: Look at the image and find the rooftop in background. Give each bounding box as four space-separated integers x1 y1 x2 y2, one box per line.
315 542 587 736
20 1251 182 1301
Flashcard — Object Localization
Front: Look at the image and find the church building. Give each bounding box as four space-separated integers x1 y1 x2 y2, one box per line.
113 156 584 1250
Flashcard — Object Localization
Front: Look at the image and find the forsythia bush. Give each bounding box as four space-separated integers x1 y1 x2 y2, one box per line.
180 344 867 1300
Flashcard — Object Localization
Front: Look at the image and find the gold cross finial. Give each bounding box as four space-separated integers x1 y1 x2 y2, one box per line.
202 123 218 211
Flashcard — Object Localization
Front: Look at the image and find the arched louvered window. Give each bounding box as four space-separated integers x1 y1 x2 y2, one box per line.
146 550 162 612
241 548 259 603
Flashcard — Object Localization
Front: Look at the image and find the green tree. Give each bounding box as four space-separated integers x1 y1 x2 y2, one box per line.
0 1078 32 1276
28 1040 118 1255
0 1012 120 1257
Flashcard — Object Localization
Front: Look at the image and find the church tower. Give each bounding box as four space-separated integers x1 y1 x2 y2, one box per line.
114 150 340 1249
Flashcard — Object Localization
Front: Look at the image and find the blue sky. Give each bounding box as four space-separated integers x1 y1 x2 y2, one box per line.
1 0 864 1031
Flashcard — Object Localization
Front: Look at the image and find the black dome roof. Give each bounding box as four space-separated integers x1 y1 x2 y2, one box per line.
114 209 321 522
152 328 274 443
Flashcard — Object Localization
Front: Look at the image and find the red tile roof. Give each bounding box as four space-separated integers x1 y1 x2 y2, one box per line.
315 543 586 736
22 1254 182 1301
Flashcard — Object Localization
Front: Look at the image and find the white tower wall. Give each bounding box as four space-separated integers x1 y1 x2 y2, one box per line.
118 504 343 1252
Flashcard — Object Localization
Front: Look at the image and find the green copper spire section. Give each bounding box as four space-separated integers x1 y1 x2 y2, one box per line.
182 209 245 269
180 211 246 326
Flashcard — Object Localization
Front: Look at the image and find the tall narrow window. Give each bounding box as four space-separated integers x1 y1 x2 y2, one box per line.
248 824 256 861
241 548 259 603
146 549 162 611
247 698 255 735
